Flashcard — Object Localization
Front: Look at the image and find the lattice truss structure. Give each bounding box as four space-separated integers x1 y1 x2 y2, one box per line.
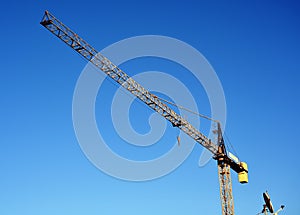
40 11 248 215
40 11 218 154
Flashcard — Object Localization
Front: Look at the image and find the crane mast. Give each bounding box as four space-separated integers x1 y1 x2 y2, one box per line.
40 11 248 215
216 123 234 215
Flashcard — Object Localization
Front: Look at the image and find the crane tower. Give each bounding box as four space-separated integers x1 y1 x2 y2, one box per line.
40 11 248 215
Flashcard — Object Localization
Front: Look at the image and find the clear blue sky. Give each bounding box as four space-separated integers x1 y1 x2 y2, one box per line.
1 0 299 214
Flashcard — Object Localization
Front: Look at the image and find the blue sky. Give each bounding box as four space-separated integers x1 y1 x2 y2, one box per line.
1 0 299 214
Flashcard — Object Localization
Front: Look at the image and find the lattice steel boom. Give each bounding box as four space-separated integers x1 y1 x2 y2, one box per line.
40 10 218 154
40 11 248 215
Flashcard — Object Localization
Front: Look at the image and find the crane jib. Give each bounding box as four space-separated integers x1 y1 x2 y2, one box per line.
40 10 219 154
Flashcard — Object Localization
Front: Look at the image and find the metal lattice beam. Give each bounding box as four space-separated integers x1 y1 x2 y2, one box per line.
40 10 218 155
218 162 234 215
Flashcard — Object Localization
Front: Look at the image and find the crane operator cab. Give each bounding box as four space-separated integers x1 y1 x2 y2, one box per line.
228 152 248 184
238 162 248 183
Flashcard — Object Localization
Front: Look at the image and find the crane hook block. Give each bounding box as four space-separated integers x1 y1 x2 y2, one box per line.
238 162 248 184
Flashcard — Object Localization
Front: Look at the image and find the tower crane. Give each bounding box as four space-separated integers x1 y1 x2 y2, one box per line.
40 11 248 215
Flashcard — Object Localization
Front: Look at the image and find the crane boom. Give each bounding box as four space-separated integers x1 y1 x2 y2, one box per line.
40 10 218 154
40 11 248 215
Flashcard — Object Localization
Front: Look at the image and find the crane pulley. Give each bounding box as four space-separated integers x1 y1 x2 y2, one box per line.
40 10 248 215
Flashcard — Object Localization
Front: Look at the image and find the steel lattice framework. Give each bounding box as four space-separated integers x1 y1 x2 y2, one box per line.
40 11 218 155
218 162 234 215
40 10 247 215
